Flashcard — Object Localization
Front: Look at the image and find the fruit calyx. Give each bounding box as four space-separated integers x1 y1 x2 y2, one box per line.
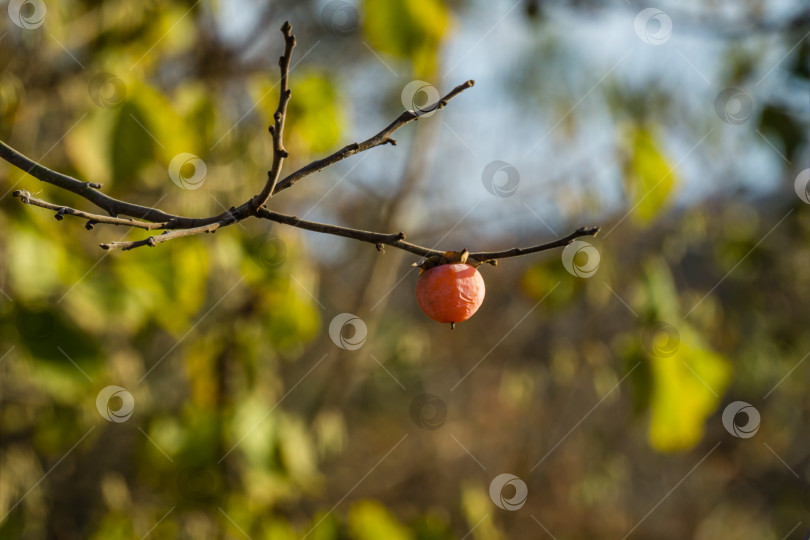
412 249 497 273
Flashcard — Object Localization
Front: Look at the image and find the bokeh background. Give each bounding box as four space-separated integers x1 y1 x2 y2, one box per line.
1 0 809 538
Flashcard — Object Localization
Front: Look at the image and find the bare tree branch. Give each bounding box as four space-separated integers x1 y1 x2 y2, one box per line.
2 21 600 264
0 139 228 227
11 184 600 259
0 75 475 232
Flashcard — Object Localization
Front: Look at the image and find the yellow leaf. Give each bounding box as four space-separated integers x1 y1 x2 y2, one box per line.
623 126 677 225
647 326 731 452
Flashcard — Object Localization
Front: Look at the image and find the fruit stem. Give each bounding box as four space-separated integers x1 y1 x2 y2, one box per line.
450 322 455 330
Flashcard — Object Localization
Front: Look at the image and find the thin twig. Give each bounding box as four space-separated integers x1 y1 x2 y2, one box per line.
13 190 166 229
468 226 601 261
270 80 475 195
257 208 600 263
252 20 296 209
100 217 236 251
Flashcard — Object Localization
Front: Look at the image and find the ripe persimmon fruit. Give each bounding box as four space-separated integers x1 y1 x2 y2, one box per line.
416 263 486 327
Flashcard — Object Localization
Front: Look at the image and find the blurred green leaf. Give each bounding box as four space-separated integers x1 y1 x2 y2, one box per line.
8 226 68 299
65 111 115 184
111 240 208 334
262 518 298 540
306 512 341 540
287 74 344 155
251 72 344 157
110 100 156 185
88 513 134 540
521 260 577 310
348 500 412 540
362 0 451 78
278 415 321 485
412 513 455 540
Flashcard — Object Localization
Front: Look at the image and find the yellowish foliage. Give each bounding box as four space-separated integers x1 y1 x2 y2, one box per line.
622 126 678 225
363 0 452 78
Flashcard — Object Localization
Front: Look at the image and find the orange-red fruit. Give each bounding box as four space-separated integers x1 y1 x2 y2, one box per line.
416 263 486 324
